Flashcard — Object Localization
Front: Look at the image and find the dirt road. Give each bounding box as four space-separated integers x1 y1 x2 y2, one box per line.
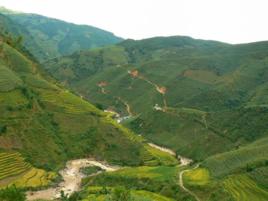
179 164 201 201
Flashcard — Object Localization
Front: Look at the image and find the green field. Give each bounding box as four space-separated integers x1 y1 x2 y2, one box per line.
183 168 210 186
82 187 175 201
81 165 196 201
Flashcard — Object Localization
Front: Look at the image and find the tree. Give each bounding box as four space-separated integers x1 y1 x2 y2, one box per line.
16 36 24 46
0 125 7 134
0 185 26 201
68 192 82 201
60 190 69 201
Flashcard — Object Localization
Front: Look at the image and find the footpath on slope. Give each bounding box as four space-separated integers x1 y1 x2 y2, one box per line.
148 142 201 201
179 164 201 201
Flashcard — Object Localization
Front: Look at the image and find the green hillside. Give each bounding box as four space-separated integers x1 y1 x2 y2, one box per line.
0 34 170 191
1 14 268 200
44 36 268 161
0 7 123 61
203 136 268 178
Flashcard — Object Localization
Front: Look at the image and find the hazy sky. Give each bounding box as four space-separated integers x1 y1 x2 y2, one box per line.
0 0 267 44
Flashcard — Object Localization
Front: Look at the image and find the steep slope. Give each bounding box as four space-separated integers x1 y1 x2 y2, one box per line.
45 36 268 161
0 7 123 61
180 137 268 201
0 33 161 182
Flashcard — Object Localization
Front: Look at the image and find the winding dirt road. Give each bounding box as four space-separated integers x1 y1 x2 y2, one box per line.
148 143 200 201
179 164 201 201
27 159 119 201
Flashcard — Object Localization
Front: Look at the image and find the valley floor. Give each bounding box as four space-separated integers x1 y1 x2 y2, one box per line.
26 143 197 201
27 159 119 201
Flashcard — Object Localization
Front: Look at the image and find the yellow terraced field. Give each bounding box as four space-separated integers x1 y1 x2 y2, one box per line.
0 152 56 188
10 168 56 188
0 152 31 180
223 174 268 201
183 168 210 186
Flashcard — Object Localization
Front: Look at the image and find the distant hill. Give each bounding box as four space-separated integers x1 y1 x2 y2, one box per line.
45 36 268 161
0 7 123 61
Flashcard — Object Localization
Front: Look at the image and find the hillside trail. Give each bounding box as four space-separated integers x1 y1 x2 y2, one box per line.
137 75 168 108
127 69 168 109
116 96 133 116
148 143 200 201
26 159 119 201
179 164 201 201
97 81 134 117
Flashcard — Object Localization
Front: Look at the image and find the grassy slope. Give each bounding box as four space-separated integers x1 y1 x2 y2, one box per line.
183 166 268 201
203 137 268 178
182 138 268 201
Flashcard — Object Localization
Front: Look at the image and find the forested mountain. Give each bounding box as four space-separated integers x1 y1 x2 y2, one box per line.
0 7 123 61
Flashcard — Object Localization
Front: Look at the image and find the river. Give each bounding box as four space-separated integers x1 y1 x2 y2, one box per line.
27 144 192 200
27 159 119 201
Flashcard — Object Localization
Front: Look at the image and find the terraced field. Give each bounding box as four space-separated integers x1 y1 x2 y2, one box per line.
223 174 268 201
183 168 210 186
10 168 56 188
0 64 22 92
203 137 268 177
101 165 179 182
0 152 31 181
81 165 195 201
144 144 178 166
83 187 175 201
0 152 55 188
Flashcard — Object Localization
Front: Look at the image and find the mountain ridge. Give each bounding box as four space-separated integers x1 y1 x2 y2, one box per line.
0 7 123 61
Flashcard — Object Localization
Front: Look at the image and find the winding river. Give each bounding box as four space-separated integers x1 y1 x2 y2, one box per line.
27 143 194 201
27 159 119 201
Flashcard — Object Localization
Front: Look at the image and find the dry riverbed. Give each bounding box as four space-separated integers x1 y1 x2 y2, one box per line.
27 159 119 201
147 142 193 166
27 143 193 201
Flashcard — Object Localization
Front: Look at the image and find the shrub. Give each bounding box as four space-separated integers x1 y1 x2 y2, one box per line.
0 185 26 201
0 125 7 134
